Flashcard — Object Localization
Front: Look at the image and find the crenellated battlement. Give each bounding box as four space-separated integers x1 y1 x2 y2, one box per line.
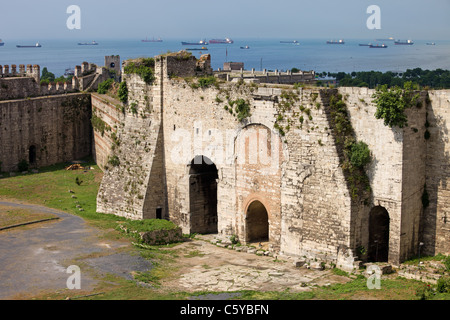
0 56 119 101
0 64 40 83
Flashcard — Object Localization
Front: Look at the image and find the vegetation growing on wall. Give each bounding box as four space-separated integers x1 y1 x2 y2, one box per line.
97 79 115 94
91 110 111 136
190 76 218 89
229 98 251 122
324 91 372 201
372 81 420 128
118 81 128 103
124 58 156 84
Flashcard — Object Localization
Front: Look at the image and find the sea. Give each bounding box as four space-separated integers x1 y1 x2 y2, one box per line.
1 38 450 78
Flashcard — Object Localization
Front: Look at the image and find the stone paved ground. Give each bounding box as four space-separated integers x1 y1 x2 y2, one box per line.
161 235 352 293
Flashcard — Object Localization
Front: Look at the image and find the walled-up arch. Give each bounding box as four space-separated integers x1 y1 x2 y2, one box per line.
189 155 218 234
234 123 283 250
368 206 390 262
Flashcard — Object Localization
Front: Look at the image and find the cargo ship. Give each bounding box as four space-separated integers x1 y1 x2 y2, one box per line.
327 39 345 44
209 38 233 44
280 40 299 44
181 40 208 46
142 37 163 42
359 43 371 46
369 44 388 48
0 39 4 47
394 39 414 45
16 42 41 48
78 41 98 45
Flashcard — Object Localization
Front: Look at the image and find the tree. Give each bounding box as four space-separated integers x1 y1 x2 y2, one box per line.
41 67 55 82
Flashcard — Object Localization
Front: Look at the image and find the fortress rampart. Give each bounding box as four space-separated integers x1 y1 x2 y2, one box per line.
0 52 448 270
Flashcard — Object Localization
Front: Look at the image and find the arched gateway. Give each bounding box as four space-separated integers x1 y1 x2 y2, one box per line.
368 206 390 262
189 155 218 234
246 200 269 243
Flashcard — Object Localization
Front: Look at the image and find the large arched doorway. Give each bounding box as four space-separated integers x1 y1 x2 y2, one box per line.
189 156 218 234
368 206 390 262
246 200 269 243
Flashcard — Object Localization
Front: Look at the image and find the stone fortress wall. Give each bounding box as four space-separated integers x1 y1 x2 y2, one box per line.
0 52 448 270
93 52 450 269
0 57 117 172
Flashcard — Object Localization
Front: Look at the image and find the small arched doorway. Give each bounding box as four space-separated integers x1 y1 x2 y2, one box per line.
368 206 390 262
189 155 218 234
246 200 269 243
29 145 37 165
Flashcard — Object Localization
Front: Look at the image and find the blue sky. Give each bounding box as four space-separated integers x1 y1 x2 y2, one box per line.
1 0 449 40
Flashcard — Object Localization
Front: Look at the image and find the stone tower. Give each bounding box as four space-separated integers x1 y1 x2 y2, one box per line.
104 55 121 81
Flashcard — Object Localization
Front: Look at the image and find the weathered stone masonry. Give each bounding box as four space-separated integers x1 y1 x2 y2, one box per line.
1 54 448 270
94 52 450 269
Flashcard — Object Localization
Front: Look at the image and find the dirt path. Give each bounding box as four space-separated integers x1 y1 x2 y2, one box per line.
0 201 149 299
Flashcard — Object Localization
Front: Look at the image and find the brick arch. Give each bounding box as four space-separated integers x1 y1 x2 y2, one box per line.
234 123 283 250
243 195 271 243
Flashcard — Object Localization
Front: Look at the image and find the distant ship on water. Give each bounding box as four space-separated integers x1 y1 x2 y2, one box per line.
395 39 414 45
280 40 299 44
78 41 98 46
142 37 163 42
327 39 345 44
17 42 41 48
209 38 233 44
0 39 4 47
181 40 208 46
369 44 388 48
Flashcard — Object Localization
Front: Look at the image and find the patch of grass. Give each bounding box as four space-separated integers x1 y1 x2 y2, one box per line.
123 219 178 233
0 206 57 229
0 158 125 230
184 250 205 258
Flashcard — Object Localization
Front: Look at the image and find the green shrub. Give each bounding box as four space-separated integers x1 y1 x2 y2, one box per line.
350 141 371 168
124 58 155 84
97 79 114 94
416 284 434 300
372 81 420 128
445 255 450 272
18 160 29 172
198 76 217 88
437 276 450 293
234 99 251 122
